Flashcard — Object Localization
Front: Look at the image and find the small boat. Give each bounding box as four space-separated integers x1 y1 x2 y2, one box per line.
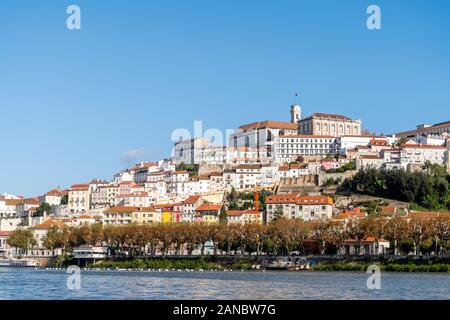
0 258 38 268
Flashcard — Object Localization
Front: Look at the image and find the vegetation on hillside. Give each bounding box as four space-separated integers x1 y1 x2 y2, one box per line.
343 163 450 211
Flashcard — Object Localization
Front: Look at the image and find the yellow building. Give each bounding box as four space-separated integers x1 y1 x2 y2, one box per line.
103 206 160 225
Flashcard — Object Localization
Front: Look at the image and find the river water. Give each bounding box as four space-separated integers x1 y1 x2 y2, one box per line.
0 268 449 300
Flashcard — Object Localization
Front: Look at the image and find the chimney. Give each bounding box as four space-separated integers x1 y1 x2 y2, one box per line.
254 191 259 212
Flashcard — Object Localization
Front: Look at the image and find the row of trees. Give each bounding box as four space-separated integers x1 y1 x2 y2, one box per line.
345 164 450 210
8 216 450 257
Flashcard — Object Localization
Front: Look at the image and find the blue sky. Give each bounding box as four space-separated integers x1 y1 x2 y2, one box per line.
0 0 449 196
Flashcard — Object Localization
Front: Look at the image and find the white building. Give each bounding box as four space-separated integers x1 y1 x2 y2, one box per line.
337 135 392 156
0 198 21 218
265 194 334 223
260 164 279 185
181 195 202 222
356 155 384 170
16 198 40 217
235 164 262 190
395 121 450 138
229 118 298 160
274 135 337 163
173 138 210 165
68 184 91 214
399 144 448 167
39 189 63 206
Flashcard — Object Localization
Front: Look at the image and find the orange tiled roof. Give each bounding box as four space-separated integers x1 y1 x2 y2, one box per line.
238 120 298 131
71 184 90 190
45 189 63 197
183 195 201 205
32 219 67 230
196 203 223 211
23 198 39 205
4 199 22 206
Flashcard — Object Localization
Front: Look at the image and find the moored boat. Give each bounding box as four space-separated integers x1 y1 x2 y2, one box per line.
0 258 38 267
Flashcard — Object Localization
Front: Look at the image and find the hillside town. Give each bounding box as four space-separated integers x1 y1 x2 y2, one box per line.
1 104 450 261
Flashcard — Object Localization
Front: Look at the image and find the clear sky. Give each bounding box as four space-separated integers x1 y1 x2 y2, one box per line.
0 0 449 197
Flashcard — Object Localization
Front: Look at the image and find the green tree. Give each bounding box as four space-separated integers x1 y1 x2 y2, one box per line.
7 229 37 255
218 208 228 225
60 195 68 205
36 203 52 216
271 206 284 222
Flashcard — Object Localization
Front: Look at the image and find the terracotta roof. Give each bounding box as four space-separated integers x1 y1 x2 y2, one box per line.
70 184 90 190
0 231 13 236
196 203 223 211
32 219 67 230
226 210 244 216
238 120 298 131
129 162 157 171
45 189 63 197
297 196 333 205
335 208 365 219
369 139 390 146
183 195 201 205
4 199 22 206
266 193 300 204
23 198 39 205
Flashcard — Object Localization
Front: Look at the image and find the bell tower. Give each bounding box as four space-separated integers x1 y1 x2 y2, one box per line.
290 92 302 123
290 104 301 123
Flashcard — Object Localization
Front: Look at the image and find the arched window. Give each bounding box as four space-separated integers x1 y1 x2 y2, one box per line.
324 123 328 133
339 125 343 134
346 125 351 134
316 122 321 132
331 124 336 133
245 136 250 148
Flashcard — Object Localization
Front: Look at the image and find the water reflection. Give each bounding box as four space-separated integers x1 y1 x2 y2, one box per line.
0 269 449 300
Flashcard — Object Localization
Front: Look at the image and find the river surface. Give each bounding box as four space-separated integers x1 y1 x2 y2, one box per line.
0 268 449 300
